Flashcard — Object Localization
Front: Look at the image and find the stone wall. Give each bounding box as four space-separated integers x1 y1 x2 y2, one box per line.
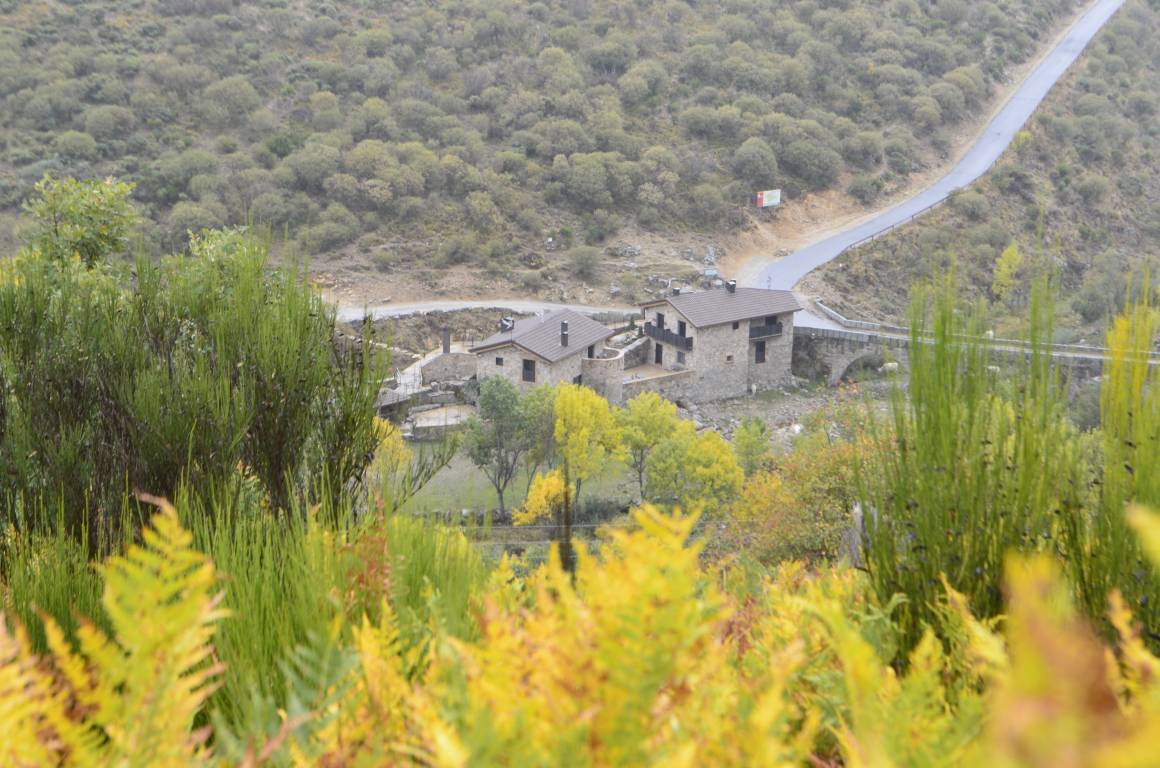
581 348 625 404
421 352 476 385
621 336 651 369
475 343 582 393
622 369 696 403
746 311 795 391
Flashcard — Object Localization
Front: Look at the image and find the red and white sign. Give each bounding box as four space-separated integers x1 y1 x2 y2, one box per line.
756 189 781 208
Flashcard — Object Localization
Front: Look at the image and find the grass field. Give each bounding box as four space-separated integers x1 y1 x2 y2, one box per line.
403 453 638 564
404 454 636 519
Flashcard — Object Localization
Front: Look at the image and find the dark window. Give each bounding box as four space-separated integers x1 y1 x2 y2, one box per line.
678 320 687 337
656 312 665 329
732 321 740 330
755 341 766 364
655 343 664 365
587 344 595 358
726 354 734 363
677 350 685 364
573 375 582 385
495 357 504 366
522 359 536 382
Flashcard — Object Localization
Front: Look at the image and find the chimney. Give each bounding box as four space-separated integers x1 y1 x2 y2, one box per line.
560 319 569 347
671 287 681 296
726 279 737 293
441 328 451 354
500 316 515 332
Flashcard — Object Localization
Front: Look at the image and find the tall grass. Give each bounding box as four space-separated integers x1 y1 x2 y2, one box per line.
1065 291 1160 637
0 482 489 729
863 273 1160 653
862 275 1086 651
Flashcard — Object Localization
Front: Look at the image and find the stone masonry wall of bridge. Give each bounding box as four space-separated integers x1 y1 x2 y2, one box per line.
792 323 1113 386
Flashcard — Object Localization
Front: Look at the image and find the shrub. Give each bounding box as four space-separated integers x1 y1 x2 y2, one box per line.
0 228 383 534
781 140 843 190
82 104 135 142
952 190 990 221
569 245 600 282
731 137 779 188
8 502 1160 765
847 174 884 205
51 130 98 160
1075 173 1111 206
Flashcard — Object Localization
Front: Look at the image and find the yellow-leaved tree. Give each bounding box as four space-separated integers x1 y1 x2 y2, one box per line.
617 391 680 500
645 422 743 515
515 383 621 572
729 424 867 565
991 241 1022 304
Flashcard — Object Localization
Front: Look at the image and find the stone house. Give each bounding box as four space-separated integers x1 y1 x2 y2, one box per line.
470 310 616 394
466 284 800 405
638 282 800 402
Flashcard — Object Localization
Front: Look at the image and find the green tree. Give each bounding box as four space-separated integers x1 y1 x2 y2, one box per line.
464 377 530 518
733 417 771 477
22 176 137 267
618 391 679 500
521 385 558 493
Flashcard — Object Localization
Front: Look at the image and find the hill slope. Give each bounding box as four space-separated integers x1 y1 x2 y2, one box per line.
812 0 1160 340
0 0 1081 296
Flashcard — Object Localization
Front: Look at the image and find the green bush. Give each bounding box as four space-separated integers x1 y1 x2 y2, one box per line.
569 245 601 282
0 225 383 537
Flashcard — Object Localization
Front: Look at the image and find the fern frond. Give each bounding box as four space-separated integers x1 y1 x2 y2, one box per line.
0 615 72 767
75 496 228 767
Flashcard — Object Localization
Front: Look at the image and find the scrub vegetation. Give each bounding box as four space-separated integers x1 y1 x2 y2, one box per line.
0 0 1080 278
819 0 1160 340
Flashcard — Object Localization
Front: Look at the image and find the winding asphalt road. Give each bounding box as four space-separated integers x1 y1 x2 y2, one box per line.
747 0 1126 293
339 0 1125 327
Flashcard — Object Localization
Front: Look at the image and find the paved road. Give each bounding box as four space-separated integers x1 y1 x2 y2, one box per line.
745 0 1126 292
340 0 1122 330
335 298 637 324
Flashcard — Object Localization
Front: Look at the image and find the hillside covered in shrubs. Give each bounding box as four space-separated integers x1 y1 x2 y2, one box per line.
817 0 1160 340
0 0 1081 276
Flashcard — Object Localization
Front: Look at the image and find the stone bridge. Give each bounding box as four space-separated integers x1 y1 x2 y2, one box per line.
791 302 1136 386
792 326 912 385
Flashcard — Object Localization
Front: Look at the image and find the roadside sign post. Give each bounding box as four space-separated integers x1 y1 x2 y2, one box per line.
755 189 781 208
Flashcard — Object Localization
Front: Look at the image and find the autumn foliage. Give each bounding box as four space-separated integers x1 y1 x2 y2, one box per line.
5 501 1160 766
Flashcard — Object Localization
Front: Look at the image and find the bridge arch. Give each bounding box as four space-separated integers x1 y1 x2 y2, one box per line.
833 351 886 385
